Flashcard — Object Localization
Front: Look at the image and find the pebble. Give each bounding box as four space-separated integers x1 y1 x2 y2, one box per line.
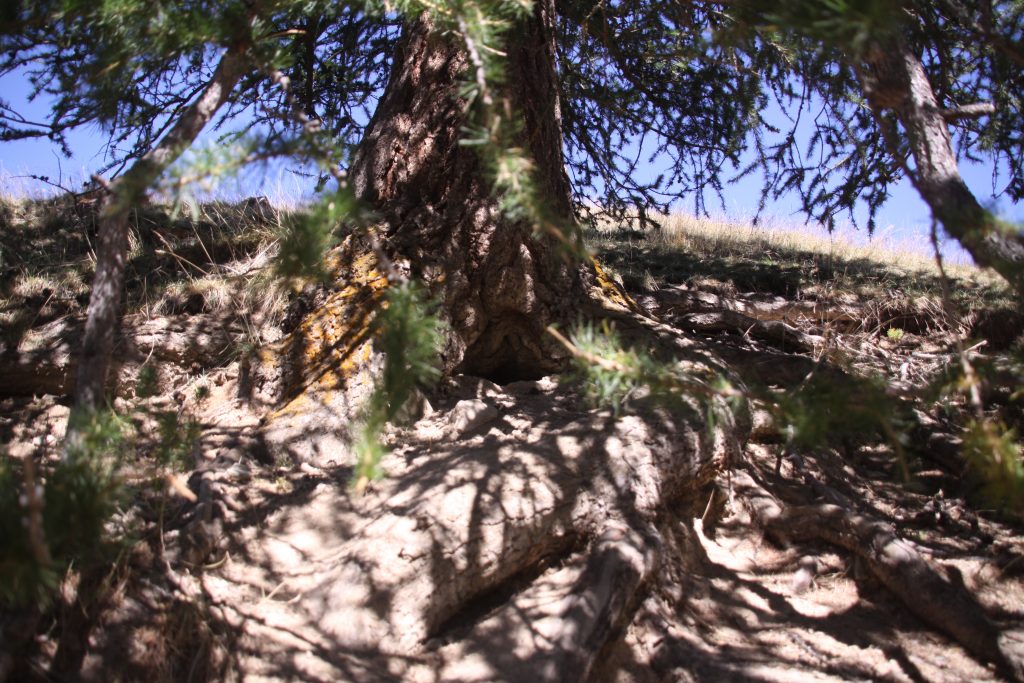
449 399 498 436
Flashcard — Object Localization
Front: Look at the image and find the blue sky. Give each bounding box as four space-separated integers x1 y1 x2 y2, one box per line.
2 66 1021 265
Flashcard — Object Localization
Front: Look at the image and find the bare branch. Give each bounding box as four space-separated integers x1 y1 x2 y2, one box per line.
941 102 996 121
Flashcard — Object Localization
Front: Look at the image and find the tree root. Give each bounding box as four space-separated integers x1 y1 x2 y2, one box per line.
0 313 244 397
652 286 860 328
679 310 824 353
733 469 1024 681
436 522 660 682
553 523 659 680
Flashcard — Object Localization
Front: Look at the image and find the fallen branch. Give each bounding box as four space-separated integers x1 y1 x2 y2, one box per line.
734 470 1024 681
438 522 660 682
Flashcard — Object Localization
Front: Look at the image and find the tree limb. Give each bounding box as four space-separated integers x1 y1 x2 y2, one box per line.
941 102 996 121
71 45 252 416
856 42 1024 296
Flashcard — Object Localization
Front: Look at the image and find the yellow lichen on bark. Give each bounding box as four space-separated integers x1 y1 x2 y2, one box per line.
591 260 645 314
259 240 391 423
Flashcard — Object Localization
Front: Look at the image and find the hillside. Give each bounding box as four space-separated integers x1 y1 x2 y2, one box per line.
2 196 1023 682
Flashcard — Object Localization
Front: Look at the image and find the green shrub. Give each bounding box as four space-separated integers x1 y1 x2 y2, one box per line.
0 410 129 608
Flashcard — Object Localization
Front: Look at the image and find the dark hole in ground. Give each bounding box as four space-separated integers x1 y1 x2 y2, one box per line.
458 320 566 384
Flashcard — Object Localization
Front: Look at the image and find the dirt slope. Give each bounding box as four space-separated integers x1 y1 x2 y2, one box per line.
5 369 1024 681
2 202 1024 681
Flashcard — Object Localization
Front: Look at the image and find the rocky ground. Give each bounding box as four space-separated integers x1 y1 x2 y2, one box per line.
2 199 1023 681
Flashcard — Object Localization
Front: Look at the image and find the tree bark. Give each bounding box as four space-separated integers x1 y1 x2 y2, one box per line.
857 40 1024 295
256 2 597 461
72 45 250 415
349 3 582 382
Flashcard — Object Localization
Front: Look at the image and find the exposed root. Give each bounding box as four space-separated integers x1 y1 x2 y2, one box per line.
8 214 1022 682
678 310 824 353
0 313 247 398
734 468 1024 681
437 522 660 682
553 523 660 680
653 286 860 328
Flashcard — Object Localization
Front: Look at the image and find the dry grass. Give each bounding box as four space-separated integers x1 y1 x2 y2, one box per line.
0 192 291 351
586 212 1012 310
1 190 1013 352
656 213 981 277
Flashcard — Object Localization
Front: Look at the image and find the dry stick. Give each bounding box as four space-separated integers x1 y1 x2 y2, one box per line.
545 324 624 373
22 448 53 567
56 45 251 593
546 323 741 408
70 44 252 420
679 310 823 353
863 75 989 461
930 219 987 421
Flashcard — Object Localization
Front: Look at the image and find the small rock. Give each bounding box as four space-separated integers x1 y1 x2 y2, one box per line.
503 375 560 394
750 409 779 442
449 399 498 436
299 462 323 476
414 423 446 443
504 380 540 395
225 458 252 482
394 387 434 424
534 375 560 392
451 375 505 399
791 556 818 594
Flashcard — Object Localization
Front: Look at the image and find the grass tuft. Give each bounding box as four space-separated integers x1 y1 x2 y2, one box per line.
586 212 1011 309
1 193 291 350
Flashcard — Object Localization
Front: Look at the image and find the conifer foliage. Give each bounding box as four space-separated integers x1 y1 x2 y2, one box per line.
3 2 1022 279
1 0 1022 618
560 1 1024 288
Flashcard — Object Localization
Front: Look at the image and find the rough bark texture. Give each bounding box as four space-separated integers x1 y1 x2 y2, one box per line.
349 4 582 382
255 241 392 463
858 40 1024 295
220 9 747 675
256 4 594 463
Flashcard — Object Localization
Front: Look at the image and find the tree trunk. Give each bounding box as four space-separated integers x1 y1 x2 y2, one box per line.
349 4 582 382
256 2 596 461
857 40 1024 295
71 45 251 416
211 15 747 678
37 11 1024 679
